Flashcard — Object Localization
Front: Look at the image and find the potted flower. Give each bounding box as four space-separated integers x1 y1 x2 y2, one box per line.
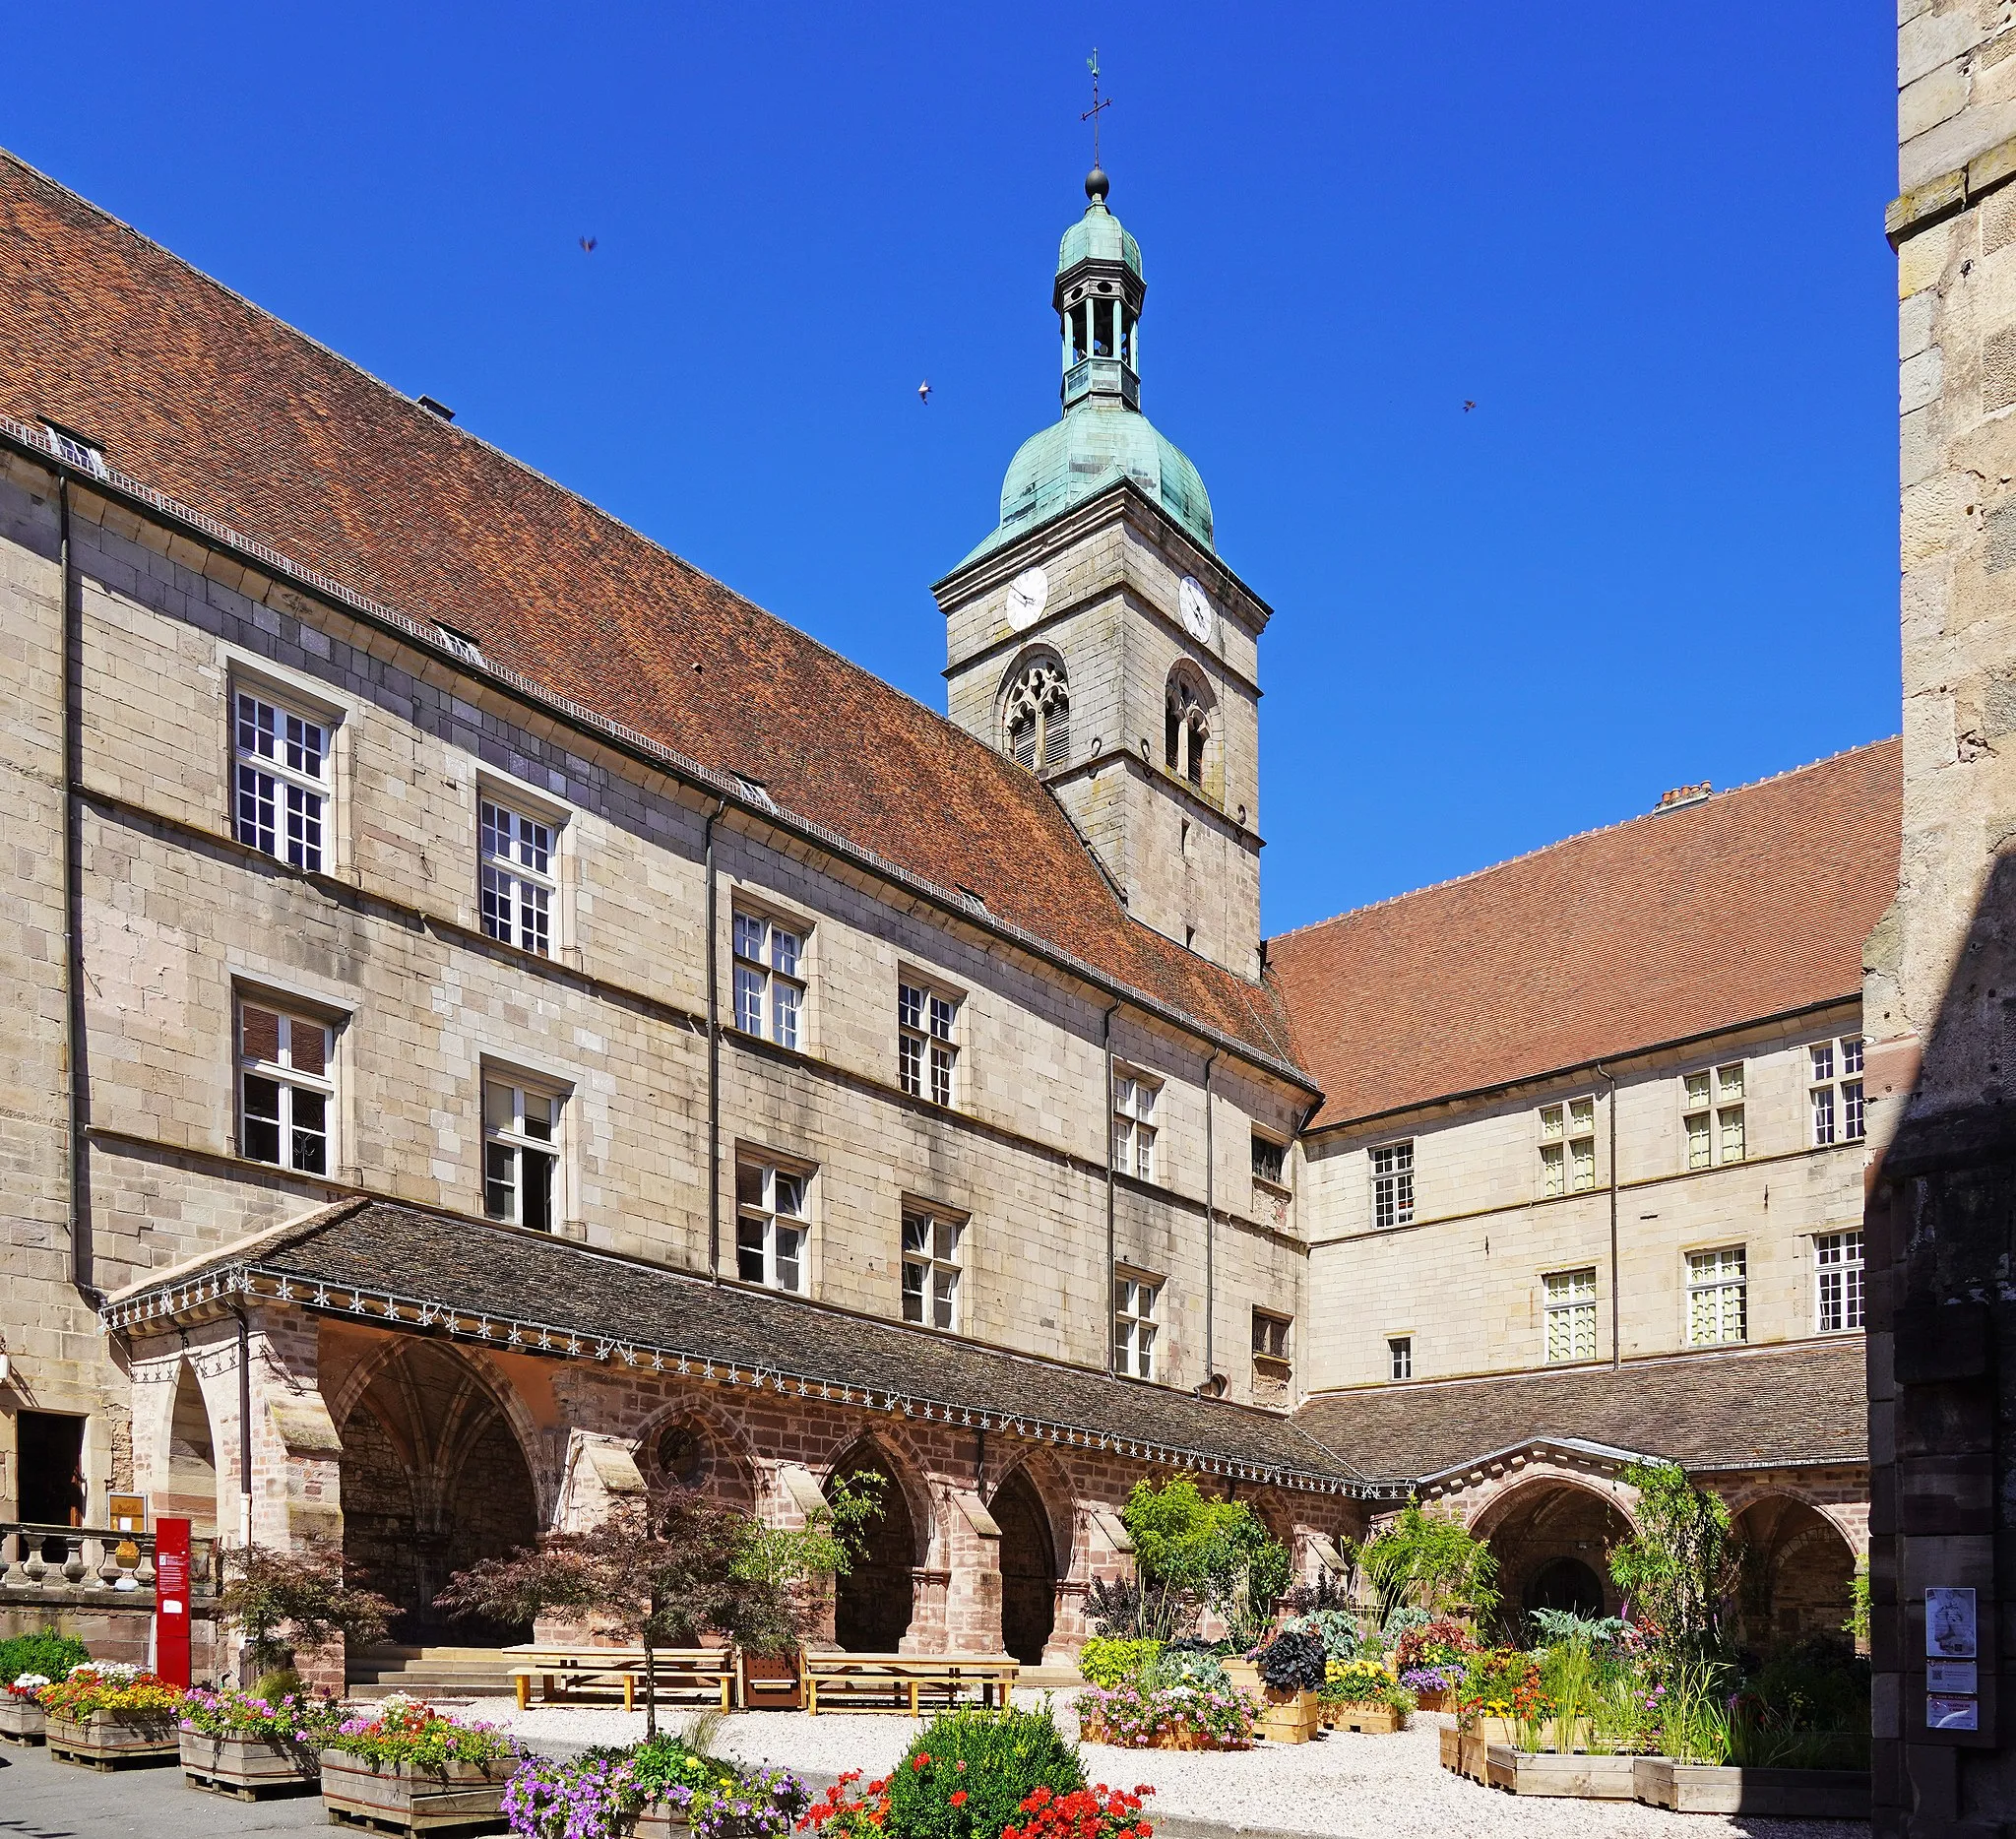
1393 1617 1480 1713
320 1695 526 1834
1319 1657 1415 1735
42 1662 184 1767
180 1683 345 1798
1247 1627 1326 1743
1078 1677 1255 1749
1 1673 52 1744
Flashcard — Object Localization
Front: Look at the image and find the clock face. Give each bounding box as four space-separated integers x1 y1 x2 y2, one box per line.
1178 575 1216 645
1006 566 1049 632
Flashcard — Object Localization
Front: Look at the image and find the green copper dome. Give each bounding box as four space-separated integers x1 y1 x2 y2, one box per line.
959 173 1213 567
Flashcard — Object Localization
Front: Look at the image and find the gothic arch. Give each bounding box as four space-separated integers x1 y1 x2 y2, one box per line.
161 1361 220 1537
988 1447 1075 1580
1465 1470 1641 1542
825 1433 932 1653
1732 1492 1860 1651
988 1450 1074 1666
999 649 1072 773
634 1396 758 1509
1465 1473 1639 1636
336 1338 543 1642
1717 1480 1864 1556
1164 662 1215 790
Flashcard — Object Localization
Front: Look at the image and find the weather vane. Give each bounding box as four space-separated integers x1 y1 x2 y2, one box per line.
1082 48 1111 169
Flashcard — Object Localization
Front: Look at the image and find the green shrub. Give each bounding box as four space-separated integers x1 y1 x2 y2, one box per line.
0 1630 91 1683
253 1668 304 1702
884 1706 1082 1839
1077 1636 1159 1686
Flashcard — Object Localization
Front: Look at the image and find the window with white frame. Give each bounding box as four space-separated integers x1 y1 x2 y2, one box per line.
1815 1230 1864 1332
483 1076 562 1231
733 911 805 1047
1544 1267 1598 1363
736 1159 808 1293
1540 1098 1598 1198
1112 1272 1160 1379
901 1208 963 1330
898 982 957 1106
238 999 334 1174
479 797 556 956
1809 1038 1866 1147
1682 1063 1746 1170
233 687 331 872
1388 1336 1413 1381
1686 1245 1748 1345
1370 1140 1415 1229
1113 1072 1160 1181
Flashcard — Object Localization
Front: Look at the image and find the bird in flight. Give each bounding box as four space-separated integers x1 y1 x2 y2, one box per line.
579 235 598 255
917 380 932 405
1462 400 1476 412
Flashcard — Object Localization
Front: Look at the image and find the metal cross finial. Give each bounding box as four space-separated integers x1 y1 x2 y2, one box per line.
1082 48 1111 168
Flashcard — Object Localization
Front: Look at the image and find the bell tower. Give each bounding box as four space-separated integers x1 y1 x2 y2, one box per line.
933 169 1271 980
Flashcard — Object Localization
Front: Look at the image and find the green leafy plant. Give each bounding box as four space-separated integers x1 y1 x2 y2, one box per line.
732 1469 886 1652
217 1541 395 1679
327 1696 524 1773
1358 1499 1499 1620
1607 1463 1736 1660
1253 1626 1327 1692
1845 1557 1871 1645
1118 1475 1290 1646
1078 1636 1161 1686
0 1630 91 1683
883 1706 1084 1839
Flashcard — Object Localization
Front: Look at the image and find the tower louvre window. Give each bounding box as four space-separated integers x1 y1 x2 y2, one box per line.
1165 670 1209 788
1004 657 1070 772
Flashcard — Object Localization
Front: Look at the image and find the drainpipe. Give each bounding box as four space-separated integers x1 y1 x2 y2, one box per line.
1596 1063 1619 1370
1202 1049 1219 1385
232 1306 253 1547
1102 1000 1120 1374
58 473 92 1300
704 797 728 1283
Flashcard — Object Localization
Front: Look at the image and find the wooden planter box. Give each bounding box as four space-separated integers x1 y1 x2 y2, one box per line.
634 1804 694 1838
1322 1702 1405 1735
181 1728 321 1799
1414 1686 1453 1714
0 1696 47 1744
1631 1757 1871 1818
46 1710 181 1769
1483 1746 1638 1799
1080 1719 1228 1751
1255 1686 1319 1744
321 1749 518 1834
1222 1659 1262 1699
739 1650 803 1712
1440 1728 1492 1783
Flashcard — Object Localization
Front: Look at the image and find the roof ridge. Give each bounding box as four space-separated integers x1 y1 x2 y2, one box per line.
1266 735 1901 947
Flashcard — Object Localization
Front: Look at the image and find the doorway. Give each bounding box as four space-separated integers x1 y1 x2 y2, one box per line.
18 1412 87 1560
992 1469 1057 1665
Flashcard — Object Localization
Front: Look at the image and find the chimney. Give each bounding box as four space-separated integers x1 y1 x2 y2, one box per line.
1654 782 1713 814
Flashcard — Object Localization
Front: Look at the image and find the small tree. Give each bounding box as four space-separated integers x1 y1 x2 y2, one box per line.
1356 1497 1499 1622
216 1541 395 1681
437 1480 877 1735
732 1469 885 1647
1607 1461 1736 1661
1117 1474 1291 1644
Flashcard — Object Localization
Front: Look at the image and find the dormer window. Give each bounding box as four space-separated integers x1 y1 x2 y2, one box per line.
1004 656 1070 772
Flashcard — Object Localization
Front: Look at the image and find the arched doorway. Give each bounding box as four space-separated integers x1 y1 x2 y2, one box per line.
1733 1496 1858 1652
162 1363 219 1537
1474 1481 1634 1639
830 1446 917 1653
338 1341 540 1643
991 1468 1057 1665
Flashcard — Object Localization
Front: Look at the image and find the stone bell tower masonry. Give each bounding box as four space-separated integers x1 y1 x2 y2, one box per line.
934 168 1270 980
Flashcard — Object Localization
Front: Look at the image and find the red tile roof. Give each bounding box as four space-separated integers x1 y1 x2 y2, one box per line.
1268 740 1902 1128
0 152 1302 1075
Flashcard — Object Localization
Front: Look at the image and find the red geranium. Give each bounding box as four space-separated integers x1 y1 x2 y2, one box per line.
1000 1783 1154 1839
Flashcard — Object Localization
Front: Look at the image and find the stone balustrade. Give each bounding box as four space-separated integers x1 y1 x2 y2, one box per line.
0 1521 215 1600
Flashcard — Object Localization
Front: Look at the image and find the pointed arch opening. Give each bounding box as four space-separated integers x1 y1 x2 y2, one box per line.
337 1339 540 1644
1733 1494 1858 1651
829 1442 920 1653
1003 653 1071 773
1165 665 1213 790
163 1363 220 1538
990 1467 1059 1664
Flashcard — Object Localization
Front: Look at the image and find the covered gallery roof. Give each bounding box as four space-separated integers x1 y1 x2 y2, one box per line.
1269 740 1902 1128
100 1199 1386 1497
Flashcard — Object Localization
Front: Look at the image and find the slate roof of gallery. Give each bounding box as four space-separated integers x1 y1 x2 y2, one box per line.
101 1199 1387 1495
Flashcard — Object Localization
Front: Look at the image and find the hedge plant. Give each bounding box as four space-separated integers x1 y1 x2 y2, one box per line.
884 1707 1083 1839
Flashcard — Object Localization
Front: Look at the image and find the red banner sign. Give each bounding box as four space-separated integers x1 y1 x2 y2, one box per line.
154 1516 191 1687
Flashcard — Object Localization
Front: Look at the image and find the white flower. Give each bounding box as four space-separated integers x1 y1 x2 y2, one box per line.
12 1675 51 1690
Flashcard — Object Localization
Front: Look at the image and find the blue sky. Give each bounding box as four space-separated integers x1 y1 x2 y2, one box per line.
4 4 1898 937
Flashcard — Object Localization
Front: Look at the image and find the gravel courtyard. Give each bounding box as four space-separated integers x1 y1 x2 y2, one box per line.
473 1693 1871 1839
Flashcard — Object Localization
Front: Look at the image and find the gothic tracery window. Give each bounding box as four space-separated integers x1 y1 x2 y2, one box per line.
1165 671 1209 788
1005 658 1071 772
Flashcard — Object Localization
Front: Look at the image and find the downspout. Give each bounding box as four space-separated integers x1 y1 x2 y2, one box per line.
1102 1000 1121 1374
1597 1063 1619 1369
58 473 91 1300
232 1305 252 1548
1202 1049 1219 1385
704 797 728 1283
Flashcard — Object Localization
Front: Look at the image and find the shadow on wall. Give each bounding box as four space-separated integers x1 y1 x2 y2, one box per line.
1865 846 2016 1812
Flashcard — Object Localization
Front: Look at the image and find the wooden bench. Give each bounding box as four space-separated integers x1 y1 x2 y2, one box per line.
802 1650 1020 1716
500 1644 733 1712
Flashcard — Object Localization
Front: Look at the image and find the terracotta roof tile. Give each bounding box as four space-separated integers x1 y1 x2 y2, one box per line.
1267 741 1902 1127
0 151 1302 1076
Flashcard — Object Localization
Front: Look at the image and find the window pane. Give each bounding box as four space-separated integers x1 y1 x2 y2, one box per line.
1686 1112 1711 1171
1810 1043 1834 1082
736 1162 764 1209
774 1171 807 1218
932 1266 957 1329
736 1217 766 1283
480 862 511 942
1570 1138 1596 1192
523 1147 555 1231
1844 1082 1865 1141
242 1075 283 1164
899 984 924 1031
1540 1105 1563 1140
242 1004 281 1064
930 1041 953 1107
773 980 801 1048
1684 1072 1710 1107
485 1142 517 1220
1568 1099 1595 1134
733 913 764 960
899 1033 922 1097
522 1094 554 1142
1541 1142 1564 1198
1718 1063 1744 1101
1721 1107 1745 1163
934 1219 959 1261
902 1214 929 1256
772 929 801 977
1811 1086 1835 1145
902 1261 925 1321
1843 1037 1864 1075
1136 1081 1158 1123
775 1226 802 1292
734 964 766 1034
290 1089 328 1173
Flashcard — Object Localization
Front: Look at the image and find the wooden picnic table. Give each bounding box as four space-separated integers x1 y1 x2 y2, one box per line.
801 1650 1020 1716
499 1643 733 1711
